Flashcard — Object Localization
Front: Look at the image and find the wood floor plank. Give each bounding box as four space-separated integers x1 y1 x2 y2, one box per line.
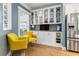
12 43 79 56
25 43 79 56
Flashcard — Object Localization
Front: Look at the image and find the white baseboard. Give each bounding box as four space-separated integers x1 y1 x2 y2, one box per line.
37 42 62 48
62 47 66 50
7 50 11 56
37 43 67 51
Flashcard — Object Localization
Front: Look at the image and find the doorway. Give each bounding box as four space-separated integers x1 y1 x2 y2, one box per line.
18 6 30 36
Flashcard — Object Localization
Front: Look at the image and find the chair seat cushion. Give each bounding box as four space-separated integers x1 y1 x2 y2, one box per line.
29 38 37 42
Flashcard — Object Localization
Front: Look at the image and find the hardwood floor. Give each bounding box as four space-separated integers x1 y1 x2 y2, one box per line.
13 43 79 56
25 43 79 56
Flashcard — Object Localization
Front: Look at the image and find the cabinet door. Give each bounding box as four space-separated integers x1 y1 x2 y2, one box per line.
38 10 43 24
44 9 48 23
56 7 61 23
47 32 56 46
32 31 39 43
49 8 54 23
34 11 38 24
31 12 34 24
37 31 46 44
36 31 57 46
37 31 50 45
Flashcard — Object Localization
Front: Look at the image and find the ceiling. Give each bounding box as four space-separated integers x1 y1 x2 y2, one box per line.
25 3 60 10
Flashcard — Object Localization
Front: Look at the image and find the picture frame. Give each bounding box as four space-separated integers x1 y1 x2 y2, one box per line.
3 3 12 30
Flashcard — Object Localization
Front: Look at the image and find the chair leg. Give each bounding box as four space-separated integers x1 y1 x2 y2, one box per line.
28 42 31 48
21 50 26 56
10 50 13 56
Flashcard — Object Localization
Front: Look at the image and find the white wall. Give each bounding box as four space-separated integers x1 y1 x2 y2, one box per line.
65 3 79 15
20 3 31 11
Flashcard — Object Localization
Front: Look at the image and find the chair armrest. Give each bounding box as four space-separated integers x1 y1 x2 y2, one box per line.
32 34 37 38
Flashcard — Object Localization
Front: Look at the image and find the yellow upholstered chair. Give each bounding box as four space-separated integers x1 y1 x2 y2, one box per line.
7 33 29 55
24 31 37 43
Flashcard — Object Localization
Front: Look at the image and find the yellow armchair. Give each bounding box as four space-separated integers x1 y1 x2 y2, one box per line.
24 31 37 43
7 33 29 51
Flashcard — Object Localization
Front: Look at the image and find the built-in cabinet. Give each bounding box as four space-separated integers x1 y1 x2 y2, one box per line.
31 5 62 25
31 5 62 47
33 31 62 47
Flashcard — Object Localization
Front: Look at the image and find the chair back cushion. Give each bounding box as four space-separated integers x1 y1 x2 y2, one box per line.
25 31 33 37
7 33 18 41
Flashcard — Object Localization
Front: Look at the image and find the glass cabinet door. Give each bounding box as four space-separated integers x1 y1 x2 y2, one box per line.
35 11 38 24
38 10 43 24
56 7 61 23
44 9 48 23
50 8 54 23
31 12 34 24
